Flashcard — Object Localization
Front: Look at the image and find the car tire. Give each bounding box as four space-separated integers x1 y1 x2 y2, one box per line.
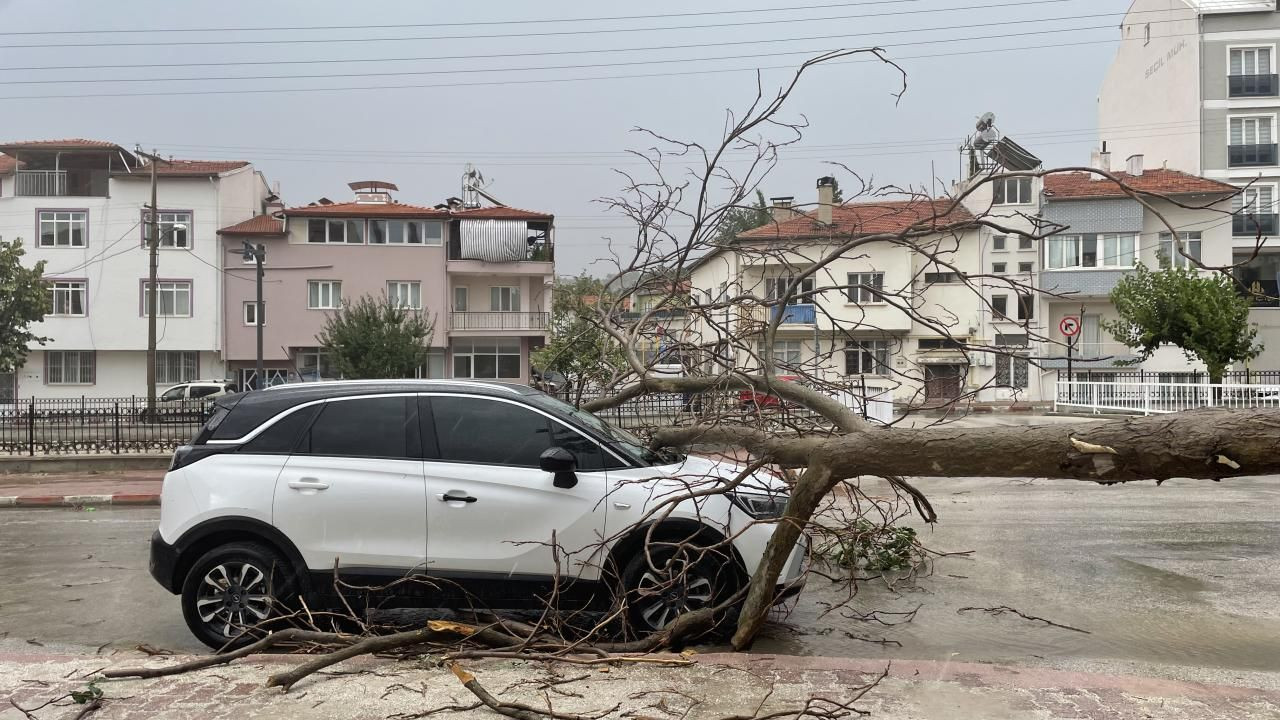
620 541 743 639
180 542 297 650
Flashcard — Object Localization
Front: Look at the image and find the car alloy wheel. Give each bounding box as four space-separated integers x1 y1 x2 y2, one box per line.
195 561 275 640
633 556 716 631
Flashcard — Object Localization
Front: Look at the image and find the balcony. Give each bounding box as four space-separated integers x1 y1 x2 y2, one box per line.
771 303 816 325
1038 269 1134 297
449 311 549 332
1229 73 1279 98
1228 143 1278 167
16 170 67 197
1233 213 1279 236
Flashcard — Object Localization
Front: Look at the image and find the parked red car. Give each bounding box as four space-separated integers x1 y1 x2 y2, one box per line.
739 375 801 407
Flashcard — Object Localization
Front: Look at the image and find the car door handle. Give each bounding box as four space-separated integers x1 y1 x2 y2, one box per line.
288 479 330 490
438 492 477 504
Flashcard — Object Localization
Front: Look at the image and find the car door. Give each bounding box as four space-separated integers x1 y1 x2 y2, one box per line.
422 394 610 581
273 394 427 573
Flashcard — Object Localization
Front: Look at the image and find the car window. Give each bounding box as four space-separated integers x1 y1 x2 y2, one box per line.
160 386 186 401
241 405 319 455
430 396 552 468
189 385 221 399
297 396 415 459
550 421 609 471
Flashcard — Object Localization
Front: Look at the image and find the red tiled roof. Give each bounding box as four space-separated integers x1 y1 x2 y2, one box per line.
0 138 122 151
450 206 553 221
218 214 286 236
131 159 250 177
737 198 975 240
0 153 21 174
284 201 449 218
1043 169 1237 199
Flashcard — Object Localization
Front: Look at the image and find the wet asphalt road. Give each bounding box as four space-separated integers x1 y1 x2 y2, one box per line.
1 476 1278 684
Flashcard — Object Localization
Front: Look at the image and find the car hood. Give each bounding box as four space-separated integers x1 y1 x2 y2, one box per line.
655 453 789 495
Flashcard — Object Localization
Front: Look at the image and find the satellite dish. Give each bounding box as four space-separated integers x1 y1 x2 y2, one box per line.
973 127 999 151
975 111 996 132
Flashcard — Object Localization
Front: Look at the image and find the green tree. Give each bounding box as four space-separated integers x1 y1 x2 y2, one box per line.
0 238 50 373
532 275 628 405
318 294 435 379
713 190 772 244
1104 264 1261 383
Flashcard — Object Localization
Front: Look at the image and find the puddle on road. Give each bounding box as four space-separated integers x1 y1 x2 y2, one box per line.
743 564 1280 673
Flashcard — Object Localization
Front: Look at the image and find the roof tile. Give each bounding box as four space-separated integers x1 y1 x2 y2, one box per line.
450 206 553 221
284 201 449 218
218 215 286 236
1043 169 1236 199
135 159 251 177
0 138 122 150
737 198 974 240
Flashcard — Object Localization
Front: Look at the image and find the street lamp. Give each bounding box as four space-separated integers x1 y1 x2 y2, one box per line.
242 241 266 390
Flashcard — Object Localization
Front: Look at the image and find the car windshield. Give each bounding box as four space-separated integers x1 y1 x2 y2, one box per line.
526 393 683 466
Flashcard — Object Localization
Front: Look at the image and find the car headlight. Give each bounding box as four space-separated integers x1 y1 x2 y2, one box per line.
729 491 789 519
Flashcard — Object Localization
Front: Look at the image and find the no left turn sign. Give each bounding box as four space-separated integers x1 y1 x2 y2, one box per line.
1059 316 1081 337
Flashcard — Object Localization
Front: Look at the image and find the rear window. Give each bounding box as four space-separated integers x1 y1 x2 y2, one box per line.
241 405 319 455
190 405 231 445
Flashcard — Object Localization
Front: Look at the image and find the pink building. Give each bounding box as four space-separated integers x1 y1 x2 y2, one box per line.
218 181 553 389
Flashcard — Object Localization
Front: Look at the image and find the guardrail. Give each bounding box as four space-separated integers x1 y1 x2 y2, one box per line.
0 397 213 456
1054 380 1280 416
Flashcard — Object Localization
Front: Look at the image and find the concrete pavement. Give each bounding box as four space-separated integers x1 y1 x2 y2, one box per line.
3 649 1278 719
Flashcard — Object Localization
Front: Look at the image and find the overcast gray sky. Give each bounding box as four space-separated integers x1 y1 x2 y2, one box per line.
0 0 1123 275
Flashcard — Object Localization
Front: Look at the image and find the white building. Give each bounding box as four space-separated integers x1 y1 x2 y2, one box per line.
0 139 269 399
688 157 1238 406
1097 0 1280 364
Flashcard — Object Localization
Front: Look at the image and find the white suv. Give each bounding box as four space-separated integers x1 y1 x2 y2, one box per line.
149 380 805 648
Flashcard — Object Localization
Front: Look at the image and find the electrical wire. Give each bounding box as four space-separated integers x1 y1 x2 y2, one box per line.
0 0 1083 50
0 32 1153 101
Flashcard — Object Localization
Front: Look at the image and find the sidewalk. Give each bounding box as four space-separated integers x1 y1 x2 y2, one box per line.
0 469 162 507
1 648 1277 719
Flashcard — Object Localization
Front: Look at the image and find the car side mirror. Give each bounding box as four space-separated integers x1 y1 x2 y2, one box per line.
540 447 578 489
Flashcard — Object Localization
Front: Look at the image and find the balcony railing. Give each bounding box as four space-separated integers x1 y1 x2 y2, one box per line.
1228 143 1278 167
1233 213 1279 236
1229 73 1279 97
770 303 816 325
15 170 68 197
449 311 549 331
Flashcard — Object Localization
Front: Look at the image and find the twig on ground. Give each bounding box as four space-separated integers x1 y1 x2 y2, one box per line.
956 605 1091 634
449 662 619 720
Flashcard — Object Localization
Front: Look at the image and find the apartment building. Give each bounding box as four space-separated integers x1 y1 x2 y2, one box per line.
1097 0 1280 363
688 155 1236 405
0 139 268 399
218 181 554 389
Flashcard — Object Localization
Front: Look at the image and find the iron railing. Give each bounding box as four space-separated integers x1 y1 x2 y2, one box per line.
0 396 213 456
1233 213 1279 236
449 311 549 330
1229 73 1278 97
1055 379 1280 416
1228 143 1278 167
15 170 68 197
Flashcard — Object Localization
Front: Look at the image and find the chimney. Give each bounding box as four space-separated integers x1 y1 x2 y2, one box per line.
769 196 797 223
265 198 284 215
816 176 836 225
1126 153 1144 176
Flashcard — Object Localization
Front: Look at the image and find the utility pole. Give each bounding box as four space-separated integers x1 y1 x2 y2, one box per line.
135 147 167 413
242 241 266 389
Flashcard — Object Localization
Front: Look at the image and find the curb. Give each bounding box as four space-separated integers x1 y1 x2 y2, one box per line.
0 493 160 508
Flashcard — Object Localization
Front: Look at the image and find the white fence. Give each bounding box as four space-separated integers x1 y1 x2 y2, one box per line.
1054 380 1280 416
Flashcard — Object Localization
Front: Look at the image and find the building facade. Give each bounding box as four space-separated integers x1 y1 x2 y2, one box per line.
0 139 268 399
688 161 1237 407
219 182 554 389
1097 0 1280 364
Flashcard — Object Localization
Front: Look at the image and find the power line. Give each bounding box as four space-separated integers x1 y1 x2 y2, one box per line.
0 2 1207 75
0 0 925 36
0 0 1082 50
0 31 1138 101
0 14 1128 84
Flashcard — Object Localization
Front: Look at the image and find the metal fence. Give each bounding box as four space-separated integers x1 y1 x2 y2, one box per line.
557 380 895 434
1054 380 1280 416
1058 369 1280 385
0 397 213 456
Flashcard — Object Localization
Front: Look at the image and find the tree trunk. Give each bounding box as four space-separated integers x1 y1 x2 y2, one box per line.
713 408 1280 649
